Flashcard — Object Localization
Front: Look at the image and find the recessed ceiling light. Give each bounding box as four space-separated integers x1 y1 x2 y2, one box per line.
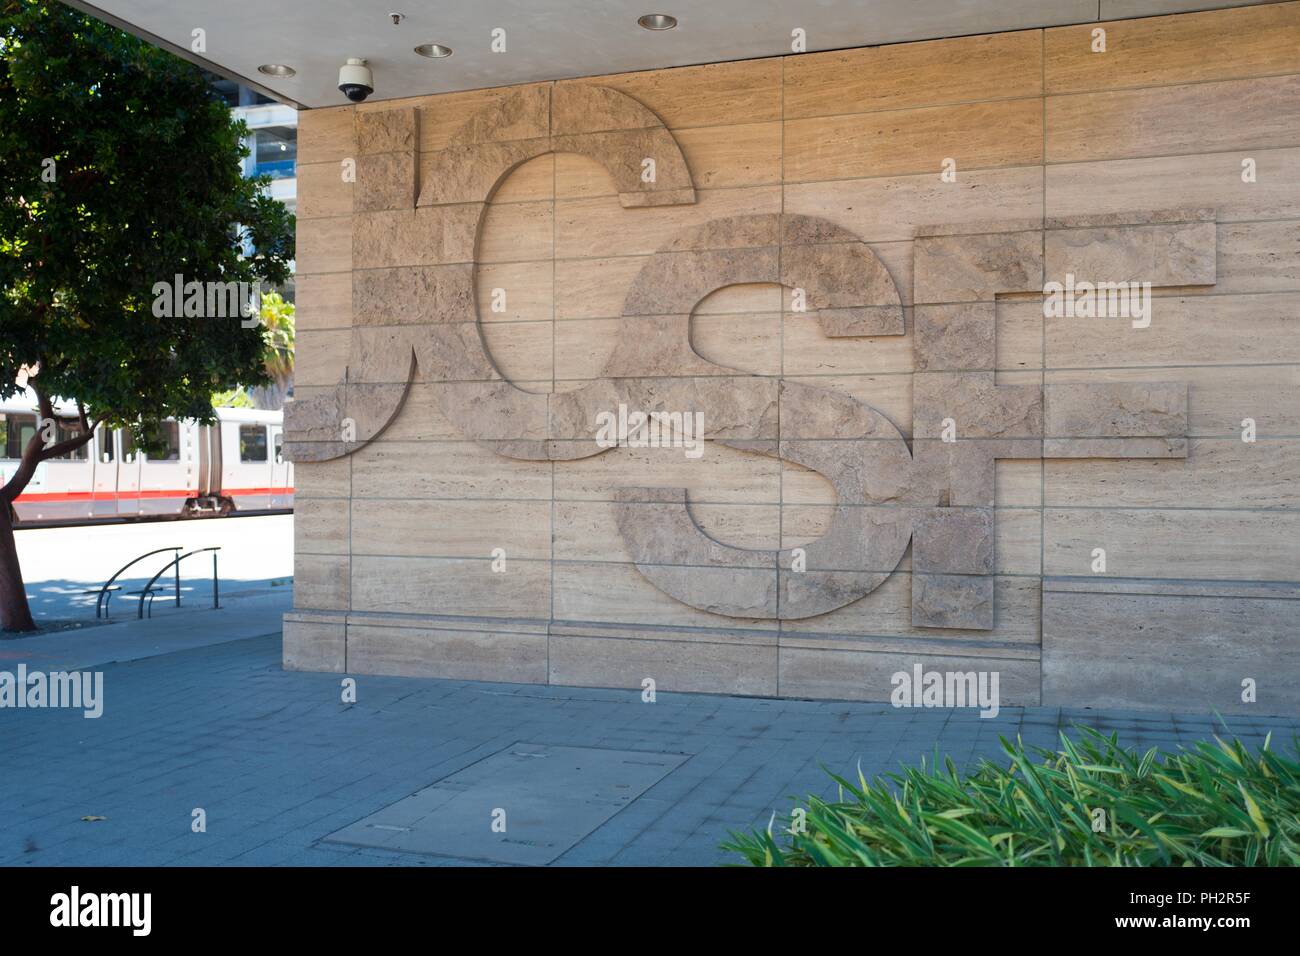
414 43 453 58
257 63 296 77
638 14 677 31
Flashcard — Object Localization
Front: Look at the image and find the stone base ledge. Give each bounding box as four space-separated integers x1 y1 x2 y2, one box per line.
282 609 1046 704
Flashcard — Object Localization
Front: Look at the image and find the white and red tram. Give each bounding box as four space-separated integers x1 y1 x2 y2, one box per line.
0 391 292 524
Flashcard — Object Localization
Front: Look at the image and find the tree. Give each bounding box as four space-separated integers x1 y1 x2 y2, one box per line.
251 290 295 410
214 293 296 410
0 0 295 631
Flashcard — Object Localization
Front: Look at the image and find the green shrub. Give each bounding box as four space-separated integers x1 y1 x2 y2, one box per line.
722 727 1300 866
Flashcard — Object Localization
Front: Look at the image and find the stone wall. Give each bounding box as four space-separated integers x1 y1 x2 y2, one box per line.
284 2 1300 714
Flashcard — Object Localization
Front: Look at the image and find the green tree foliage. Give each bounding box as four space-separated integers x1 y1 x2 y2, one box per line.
258 290 295 394
212 292 295 409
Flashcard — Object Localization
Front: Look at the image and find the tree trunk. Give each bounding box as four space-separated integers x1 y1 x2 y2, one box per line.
0 395 96 633
0 503 35 633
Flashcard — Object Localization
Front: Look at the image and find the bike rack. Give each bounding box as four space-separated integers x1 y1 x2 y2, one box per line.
95 547 181 619
137 547 222 619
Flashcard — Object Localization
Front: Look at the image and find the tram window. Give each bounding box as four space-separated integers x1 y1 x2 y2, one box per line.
97 428 114 463
147 421 181 461
273 432 284 465
240 424 268 462
46 419 88 461
2 413 35 459
121 430 138 463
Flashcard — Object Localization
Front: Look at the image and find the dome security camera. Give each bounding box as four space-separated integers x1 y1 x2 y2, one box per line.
338 58 373 102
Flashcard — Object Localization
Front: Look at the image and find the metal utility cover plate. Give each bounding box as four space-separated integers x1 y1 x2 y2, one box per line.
324 743 688 865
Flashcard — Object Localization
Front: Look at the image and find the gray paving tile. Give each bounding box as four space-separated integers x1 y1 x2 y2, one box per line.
2 632 1297 866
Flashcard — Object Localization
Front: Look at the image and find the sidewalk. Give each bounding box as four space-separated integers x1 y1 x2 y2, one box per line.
0 587 291 672
1 620 1296 867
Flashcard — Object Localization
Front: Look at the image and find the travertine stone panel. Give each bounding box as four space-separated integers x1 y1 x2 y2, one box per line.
549 629 779 697
622 246 781 315
294 497 349 556
294 555 350 611
1044 508 1300 580
418 83 694 209
295 216 352 276
911 572 996 630
785 30 1042 117
914 303 997 371
611 377 779 440
355 151 417 213
297 106 354 164
913 229 1042 304
1046 292 1300 368
283 366 414 462
354 109 418 213
551 82 658 134
356 108 417 154
421 138 552 206
347 622 548 683
1044 382 1188 439
552 128 694 207
414 325 503 383
292 456 351 500
1045 212 1216 286
630 122 782 191
613 488 772 569
620 562 779 619
914 439 1045 508
283 614 346 673
1045 437 1300 507
1042 437 1187 459
294 272 352 332
560 58 782 130
1047 75 1300 163
914 373 1043 439
778 644 1040 704
1213 220 1300 295
914 509 995 576
352 263 475 326
351 439 552 501
1069 430 1169 471
353 204 480 269
601 316 724 377
621 213 903 336
786 167 1044 244
784 99 1043 182
784 573 1040 643
296 161 353 219
1046 148 1300 224
351 554 550 619
1047 3 1300 93
553 560 775 630
447 83 551 146
1043 580 1300 714
350 498 551 560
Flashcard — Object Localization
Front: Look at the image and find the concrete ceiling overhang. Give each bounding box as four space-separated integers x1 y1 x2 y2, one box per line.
63 0 1279 109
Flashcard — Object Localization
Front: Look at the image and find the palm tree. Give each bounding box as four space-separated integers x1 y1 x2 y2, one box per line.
252 291 295 410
